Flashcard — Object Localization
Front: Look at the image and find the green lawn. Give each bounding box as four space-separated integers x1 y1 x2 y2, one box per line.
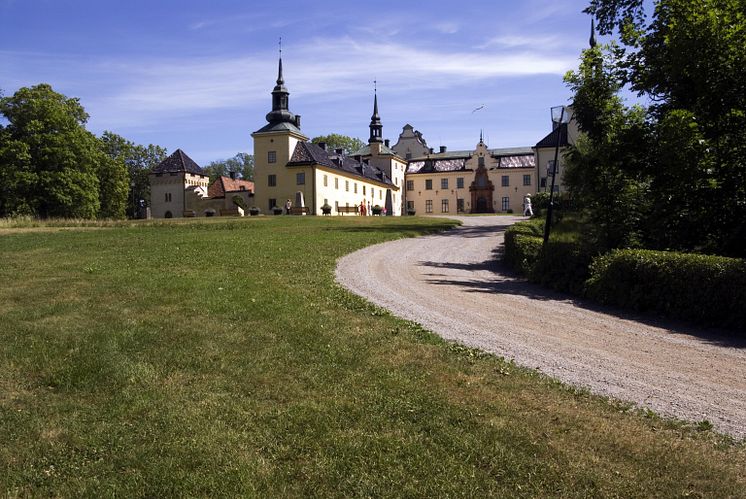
1 216 744 497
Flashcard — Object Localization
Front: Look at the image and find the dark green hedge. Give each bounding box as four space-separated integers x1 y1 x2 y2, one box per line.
586 249 746 331
503 220 543 275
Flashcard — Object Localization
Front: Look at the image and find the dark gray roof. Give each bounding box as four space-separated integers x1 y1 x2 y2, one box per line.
407 158 467 174
351 143 400 157
253 121 303 135
288 142 395 186
536 123 569 148
409 146 534 161
151 149 205 175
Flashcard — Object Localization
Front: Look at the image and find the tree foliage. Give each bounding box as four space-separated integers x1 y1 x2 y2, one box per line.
311 134 365 155
0 84 103 218
100 132 167 217
203 152 254 183
566 0 746 257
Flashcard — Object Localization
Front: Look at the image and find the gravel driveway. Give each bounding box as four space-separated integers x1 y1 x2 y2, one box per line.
335 215 746 438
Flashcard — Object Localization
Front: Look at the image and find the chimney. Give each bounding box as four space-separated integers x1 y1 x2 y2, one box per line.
384 139 390 147
439 146 447 153
354 154 362 163
318 142 327 151
429 147 434 154
335 148 344 155
229 171 236 180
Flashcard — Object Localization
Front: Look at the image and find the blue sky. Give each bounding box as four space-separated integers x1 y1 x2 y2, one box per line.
1 0 599 165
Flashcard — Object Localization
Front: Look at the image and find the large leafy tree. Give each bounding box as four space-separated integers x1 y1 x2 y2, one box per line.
203 152 254 183
311 134 365 155
100 132 167 217
568 0 746 256
0 84 104 218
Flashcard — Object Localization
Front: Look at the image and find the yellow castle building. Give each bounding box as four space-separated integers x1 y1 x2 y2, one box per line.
251 57 403 216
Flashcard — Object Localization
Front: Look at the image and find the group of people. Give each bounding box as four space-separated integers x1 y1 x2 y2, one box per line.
359 201 384 216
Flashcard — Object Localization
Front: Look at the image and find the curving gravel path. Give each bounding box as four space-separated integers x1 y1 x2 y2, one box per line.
335 215 746 438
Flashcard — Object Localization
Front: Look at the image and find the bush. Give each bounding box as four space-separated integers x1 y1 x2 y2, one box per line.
504 220 544 275
531 240 596 294
586 249 746 331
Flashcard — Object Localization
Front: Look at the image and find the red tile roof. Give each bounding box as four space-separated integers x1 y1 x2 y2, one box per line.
208 176 255 198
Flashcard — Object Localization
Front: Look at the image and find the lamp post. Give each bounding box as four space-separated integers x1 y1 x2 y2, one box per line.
130 180 136 219
543 105 570 245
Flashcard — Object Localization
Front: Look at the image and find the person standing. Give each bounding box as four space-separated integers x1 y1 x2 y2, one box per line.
285 199 292 215
523 194 533 217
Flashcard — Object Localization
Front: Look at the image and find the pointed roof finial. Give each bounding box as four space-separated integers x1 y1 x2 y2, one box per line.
590 19 597 48
369 79 383 144
276 37 284 84
480 129 484 144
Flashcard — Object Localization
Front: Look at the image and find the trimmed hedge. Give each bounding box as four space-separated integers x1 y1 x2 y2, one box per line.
504 220 543 275
586 249 746 331
532 241 595 295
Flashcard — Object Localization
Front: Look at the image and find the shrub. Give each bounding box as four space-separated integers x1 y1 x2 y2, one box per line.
586 249 746 331
531 240 596 294
504 220 544 275
232 195 248 211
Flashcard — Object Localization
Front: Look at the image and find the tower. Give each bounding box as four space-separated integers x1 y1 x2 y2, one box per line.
251 49 308 212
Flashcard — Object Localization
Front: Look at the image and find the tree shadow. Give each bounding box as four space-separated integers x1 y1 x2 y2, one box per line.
417 257 746 349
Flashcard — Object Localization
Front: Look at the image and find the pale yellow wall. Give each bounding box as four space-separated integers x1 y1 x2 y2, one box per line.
487 168 536 213
252 129 307 212
535 145 570 194
405 171 470 215
314 167 400 216
366 153 406 215
404 167 536 215
150 172 209 218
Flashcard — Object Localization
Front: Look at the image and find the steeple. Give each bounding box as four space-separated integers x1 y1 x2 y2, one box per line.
479 129 484 144
369 81 383 144
589 19 598 48
264 39 300 129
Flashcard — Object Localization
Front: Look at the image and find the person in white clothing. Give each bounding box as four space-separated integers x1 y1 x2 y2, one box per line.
523 194 533 216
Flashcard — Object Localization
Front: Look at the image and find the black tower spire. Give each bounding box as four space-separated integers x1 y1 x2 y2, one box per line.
265 38 299 128
369 80 383 144
589 19 598 48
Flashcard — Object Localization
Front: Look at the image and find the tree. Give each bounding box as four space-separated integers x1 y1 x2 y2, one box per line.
570 0 746 256
311 134 365 155
203 152 254 183
0 84 102 218
563 44 649 250
100 132 167 217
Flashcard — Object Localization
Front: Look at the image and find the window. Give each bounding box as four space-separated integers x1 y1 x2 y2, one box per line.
457 177 464 189
441 199 449 213
501 175 509 187
425 179 433 190
441 178 448 189
523 174 531 186
371 187 374 198
323 175 328 187
379 190 382 200
296 172 305 185
457 198 464 212
547 160 558 175
540 177 547 188
268 174 277 187
335 178 339 189
407 201 414 210
345 180 349 192
425 200 433 213
165 192 172 202
269 198 277 209
406 152 412 160
406 180 414 191
268 151 277 163
501 197 510 211
363 186 366 195
354 183 358 194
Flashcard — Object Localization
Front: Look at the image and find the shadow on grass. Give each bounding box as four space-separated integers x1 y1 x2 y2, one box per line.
418 251 746 349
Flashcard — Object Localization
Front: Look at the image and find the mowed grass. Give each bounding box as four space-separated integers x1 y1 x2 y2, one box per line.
0 216 744 497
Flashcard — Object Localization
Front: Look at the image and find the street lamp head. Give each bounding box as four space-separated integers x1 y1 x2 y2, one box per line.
551 105 572 124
